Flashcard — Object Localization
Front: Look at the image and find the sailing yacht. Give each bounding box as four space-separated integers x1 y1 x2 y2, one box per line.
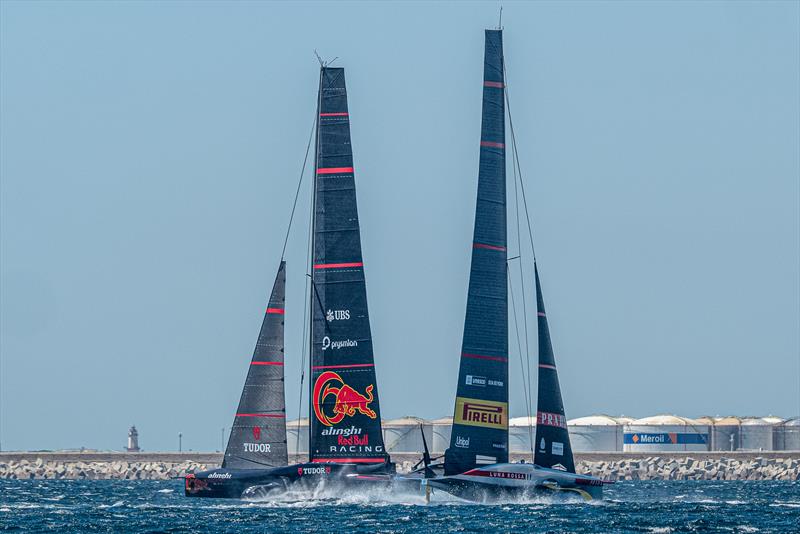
421 29 611 502
185 65 395 499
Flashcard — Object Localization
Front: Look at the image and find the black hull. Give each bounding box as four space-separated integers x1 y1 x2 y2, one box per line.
185 462 395 499
427 477 600 502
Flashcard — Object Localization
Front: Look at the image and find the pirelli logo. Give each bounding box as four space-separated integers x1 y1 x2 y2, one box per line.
454 397 508 430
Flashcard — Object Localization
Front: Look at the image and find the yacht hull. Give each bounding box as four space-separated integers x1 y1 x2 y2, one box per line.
426 463 608 502
184 462 395 499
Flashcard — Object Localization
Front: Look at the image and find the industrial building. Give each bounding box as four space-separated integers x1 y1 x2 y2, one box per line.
280 414 798 455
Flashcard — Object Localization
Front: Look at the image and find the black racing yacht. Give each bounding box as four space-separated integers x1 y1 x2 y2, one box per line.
186 65 394 499
416 28 611 502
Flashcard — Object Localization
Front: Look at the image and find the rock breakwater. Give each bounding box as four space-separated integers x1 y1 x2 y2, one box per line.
1 452 797 480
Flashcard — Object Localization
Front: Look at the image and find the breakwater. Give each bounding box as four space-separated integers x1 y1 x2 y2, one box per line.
1 452 797 480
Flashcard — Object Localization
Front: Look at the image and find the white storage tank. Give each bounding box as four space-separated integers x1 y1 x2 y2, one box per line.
286 418 309 455
739 417 782 451
568 415 624 452
382 416 431 454
624 415 709 452
431 416 452 454
776 417 800 451
509 416 536 454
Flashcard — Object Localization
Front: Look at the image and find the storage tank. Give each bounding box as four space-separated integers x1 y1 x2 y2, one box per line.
776 417 800 451
568 415 624 452
739 417 782 451
623 415 709 452
430 417 452 454
705 416 742 451
509 416 536 454
382 416 431 454
286 418 309 455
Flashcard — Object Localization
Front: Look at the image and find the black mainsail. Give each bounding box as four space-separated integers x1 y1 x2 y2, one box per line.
444 29 509 476
308 67 389 465
532 263 575 472
222 261 288 469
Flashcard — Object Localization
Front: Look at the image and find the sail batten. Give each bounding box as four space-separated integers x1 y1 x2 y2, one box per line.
222 261 288 469
532 263 576 473
308 67 389 464
444 29 509 476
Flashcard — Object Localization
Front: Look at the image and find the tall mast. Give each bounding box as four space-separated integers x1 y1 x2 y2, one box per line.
444 29 509 476
307 66 389 464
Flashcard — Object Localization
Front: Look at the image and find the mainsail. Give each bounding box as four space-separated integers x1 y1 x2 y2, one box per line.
308 66 388 464
532 263 575 472
222 261 288 469
444 29 509 476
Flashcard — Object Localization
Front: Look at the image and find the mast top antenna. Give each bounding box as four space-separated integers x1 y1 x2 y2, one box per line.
498 6 503 30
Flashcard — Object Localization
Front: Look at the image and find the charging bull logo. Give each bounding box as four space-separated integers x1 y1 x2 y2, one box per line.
252 426 261 441
313 371 377 426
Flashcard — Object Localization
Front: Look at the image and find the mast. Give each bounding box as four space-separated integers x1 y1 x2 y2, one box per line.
307 66 389 464
222 261 288 469
444 29 508 476
532 263 575 472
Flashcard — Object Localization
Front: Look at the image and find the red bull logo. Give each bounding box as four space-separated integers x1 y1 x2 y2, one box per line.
313 371 377 426
252 426 261 440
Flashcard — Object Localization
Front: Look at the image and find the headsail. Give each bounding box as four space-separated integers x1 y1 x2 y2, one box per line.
222 261 288 469
444 29 509 476
532 263 575 472
308 67 389 464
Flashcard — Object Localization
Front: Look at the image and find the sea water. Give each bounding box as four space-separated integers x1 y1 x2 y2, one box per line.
1 479 798 532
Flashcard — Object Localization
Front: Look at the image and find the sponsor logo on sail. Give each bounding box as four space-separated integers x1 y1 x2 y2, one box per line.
466 375 503 387
243 443 271 453
454 397 507 430
326 309 350 322
537 411 567 429
321 425 363 437
322 336 358 351
455 435 470 448
313 371 377 426
539 438 546 452
552 441 564 456
252 426 261 440
297 466 331 476
337 434 369 446
207 472 232 479
492 442 506 450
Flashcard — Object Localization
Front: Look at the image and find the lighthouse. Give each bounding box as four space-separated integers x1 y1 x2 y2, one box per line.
127 425 140 452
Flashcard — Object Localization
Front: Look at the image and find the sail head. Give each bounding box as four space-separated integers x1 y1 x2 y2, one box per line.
223 261 288 469
445 29 509 476
308 67 389 465
532 264 575 472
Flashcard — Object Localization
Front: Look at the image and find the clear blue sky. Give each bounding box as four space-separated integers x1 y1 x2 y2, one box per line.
1 1 798 452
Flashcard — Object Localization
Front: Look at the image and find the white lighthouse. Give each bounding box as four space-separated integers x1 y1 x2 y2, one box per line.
127 425 140 452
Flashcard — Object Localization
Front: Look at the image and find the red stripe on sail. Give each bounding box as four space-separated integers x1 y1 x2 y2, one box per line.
320 112 349 117
311 458 385 464
539 364 557 370
251 361 284 366
480 141 505 149
313 262 363 269
484 81 504 88
317 167 354 174
463 353 508 362
266 308 285 314
312 363 374 370
473 242 506 252
235 413 284 418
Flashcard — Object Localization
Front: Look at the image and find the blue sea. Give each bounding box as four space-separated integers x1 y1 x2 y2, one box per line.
1 479 798 532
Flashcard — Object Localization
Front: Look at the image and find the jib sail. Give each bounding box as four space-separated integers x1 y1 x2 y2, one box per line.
532 263 575 473
222 261 288 469
444 29 509 476
308 67 388 464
